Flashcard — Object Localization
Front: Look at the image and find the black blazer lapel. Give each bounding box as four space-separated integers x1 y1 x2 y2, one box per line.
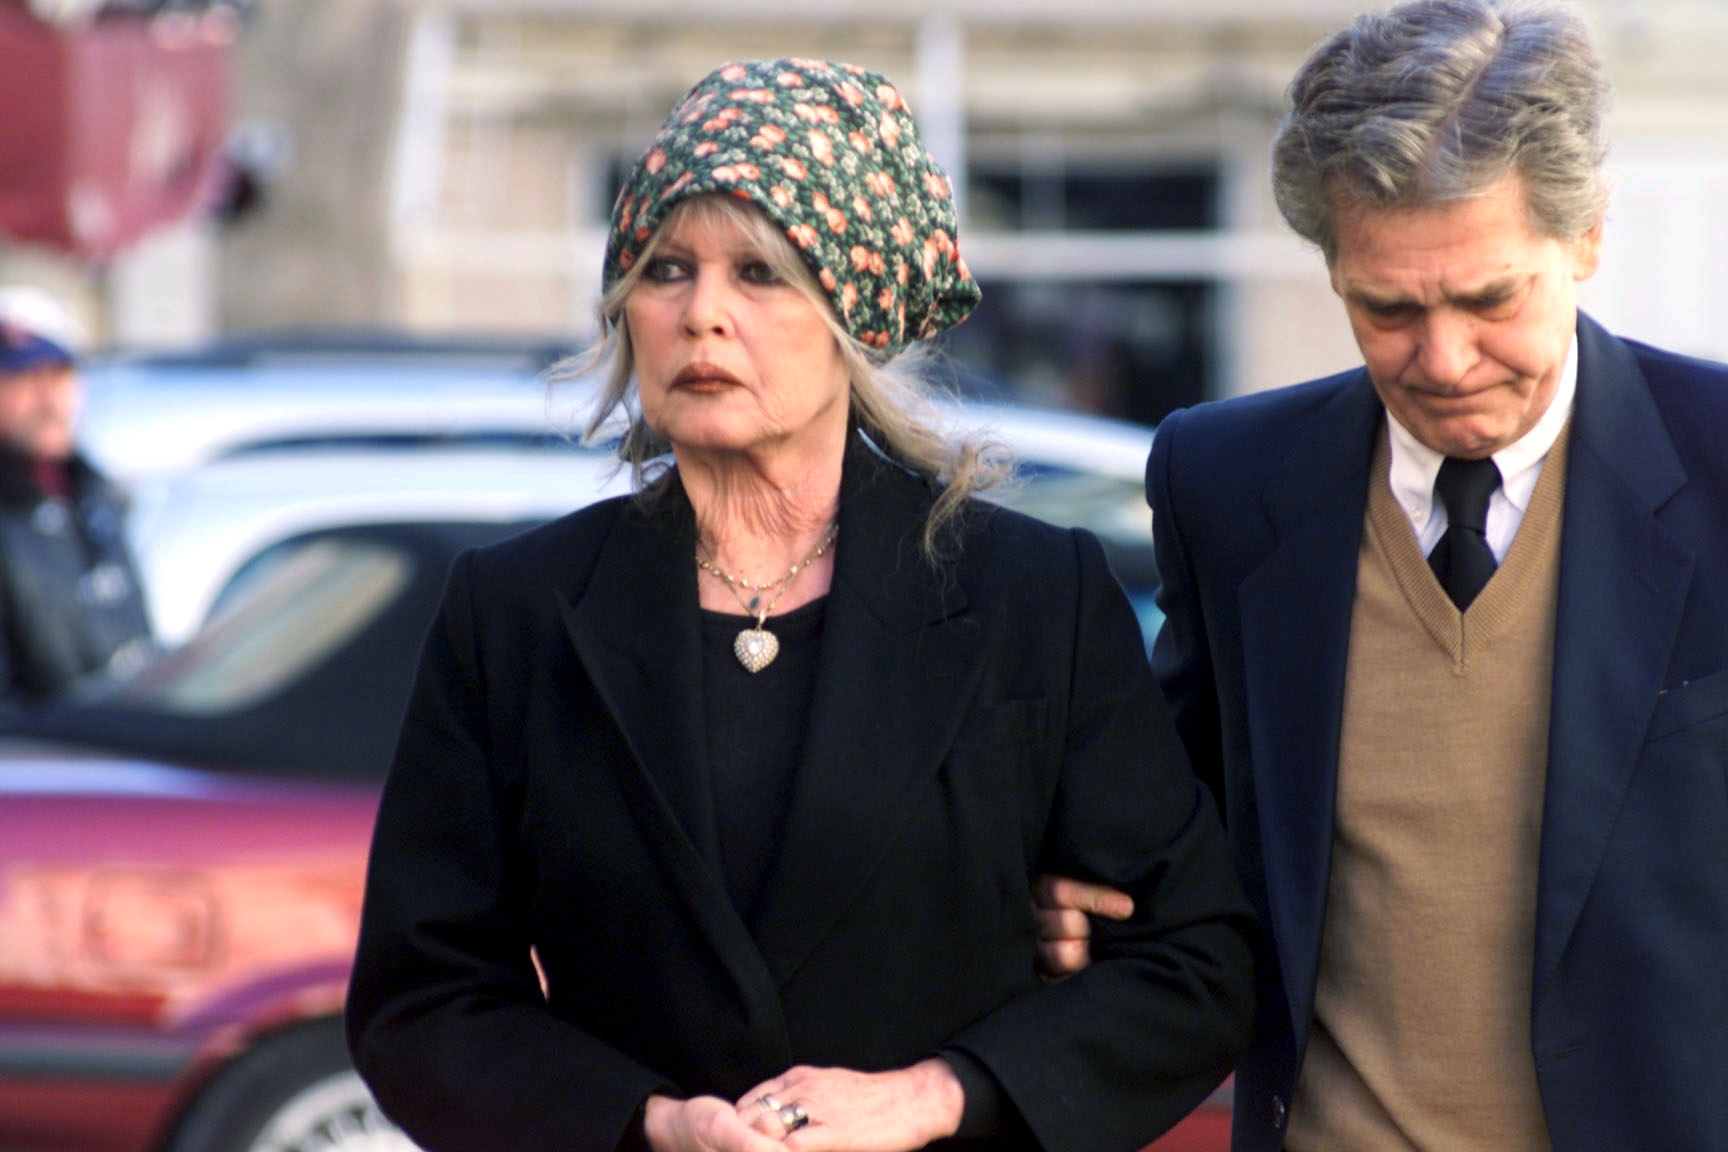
1236 373 1380 1044
1535 314 1693 992
557 490 798 1067
558 491 725 874
750 446 986 985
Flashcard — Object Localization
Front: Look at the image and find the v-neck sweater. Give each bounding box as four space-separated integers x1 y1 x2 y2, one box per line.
1286 420 1572 1152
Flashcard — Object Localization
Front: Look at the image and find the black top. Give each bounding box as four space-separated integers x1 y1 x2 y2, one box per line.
701 596 826 920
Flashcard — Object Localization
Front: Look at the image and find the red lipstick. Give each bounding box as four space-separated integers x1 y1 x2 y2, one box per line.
672 362 744 390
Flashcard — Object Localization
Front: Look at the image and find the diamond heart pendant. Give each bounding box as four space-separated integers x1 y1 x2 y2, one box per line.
734 627 779 673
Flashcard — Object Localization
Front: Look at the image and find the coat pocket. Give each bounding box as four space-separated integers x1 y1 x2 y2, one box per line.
1648 667 1728 743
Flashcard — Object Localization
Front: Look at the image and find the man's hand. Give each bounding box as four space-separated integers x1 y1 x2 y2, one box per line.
1032 874 1133 980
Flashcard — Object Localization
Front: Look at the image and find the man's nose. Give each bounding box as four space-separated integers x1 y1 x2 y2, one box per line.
1415 311 1479 386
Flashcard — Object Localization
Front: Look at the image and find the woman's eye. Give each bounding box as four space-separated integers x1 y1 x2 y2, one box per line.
739 261 781 285
642 257 687 282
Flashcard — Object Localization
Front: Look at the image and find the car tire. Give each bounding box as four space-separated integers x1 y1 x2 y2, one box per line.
167 1019 420 1152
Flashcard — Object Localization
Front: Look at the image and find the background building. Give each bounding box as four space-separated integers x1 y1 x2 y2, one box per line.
9 0 1728 417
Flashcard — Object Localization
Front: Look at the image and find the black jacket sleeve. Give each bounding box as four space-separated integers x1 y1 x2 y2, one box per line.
939 529 1255 1152
346 550 673 1151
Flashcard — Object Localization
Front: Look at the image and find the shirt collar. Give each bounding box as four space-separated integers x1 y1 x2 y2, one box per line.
1386 327 1578 532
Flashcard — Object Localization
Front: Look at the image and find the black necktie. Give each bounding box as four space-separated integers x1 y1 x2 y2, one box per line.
1429 456 1501 610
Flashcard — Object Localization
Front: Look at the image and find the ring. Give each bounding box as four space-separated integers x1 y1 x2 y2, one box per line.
776 1102 810 1134
753 1094 783 1116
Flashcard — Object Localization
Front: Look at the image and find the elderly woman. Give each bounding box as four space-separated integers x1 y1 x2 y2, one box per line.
346 58 1252 1152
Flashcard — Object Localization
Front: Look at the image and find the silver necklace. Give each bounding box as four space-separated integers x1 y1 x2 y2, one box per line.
697 522 838 673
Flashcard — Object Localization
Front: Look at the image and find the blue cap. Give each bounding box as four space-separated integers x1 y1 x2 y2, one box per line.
0 330 75 374
0 285 81 374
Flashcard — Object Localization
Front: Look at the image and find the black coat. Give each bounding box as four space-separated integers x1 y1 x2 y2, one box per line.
0 450 151 702
348 439 1255 1152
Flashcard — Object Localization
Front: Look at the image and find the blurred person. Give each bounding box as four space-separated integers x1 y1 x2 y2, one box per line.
345 58 1254 1152
0 284 151 703
1037 1 1728 1150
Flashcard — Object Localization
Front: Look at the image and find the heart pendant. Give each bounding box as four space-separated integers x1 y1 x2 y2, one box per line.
734 627 779 673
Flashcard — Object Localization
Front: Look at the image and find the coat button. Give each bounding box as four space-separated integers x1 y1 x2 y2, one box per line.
1271 1094 1288 1129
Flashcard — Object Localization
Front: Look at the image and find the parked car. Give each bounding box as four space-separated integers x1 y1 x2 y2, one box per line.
0 517 519 1152
124 418 1157 650
124 444 629 646
77 330 593 482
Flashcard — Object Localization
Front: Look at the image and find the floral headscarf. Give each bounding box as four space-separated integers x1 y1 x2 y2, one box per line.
604 58 981 357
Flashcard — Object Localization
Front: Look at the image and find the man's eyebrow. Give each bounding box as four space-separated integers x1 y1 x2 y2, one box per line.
1343 285 1416 311
1344 274 1530 311
1446 275 1529 308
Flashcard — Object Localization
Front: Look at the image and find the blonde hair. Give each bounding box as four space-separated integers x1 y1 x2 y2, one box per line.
556 194 1006 558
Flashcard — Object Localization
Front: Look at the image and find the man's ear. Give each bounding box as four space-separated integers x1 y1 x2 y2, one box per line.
1572 215 1605 282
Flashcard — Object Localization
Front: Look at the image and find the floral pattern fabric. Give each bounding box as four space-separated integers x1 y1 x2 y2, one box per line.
604 58 981 357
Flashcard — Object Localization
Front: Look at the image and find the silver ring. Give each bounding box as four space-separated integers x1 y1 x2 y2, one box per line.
754 1094 783 1116
777 1102 810 1134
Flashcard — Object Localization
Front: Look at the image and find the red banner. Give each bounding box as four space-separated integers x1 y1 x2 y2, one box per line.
0 3 230 261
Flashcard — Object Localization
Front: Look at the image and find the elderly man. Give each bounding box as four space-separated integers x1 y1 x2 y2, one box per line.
0 285 151 702
1041 1 1728 1149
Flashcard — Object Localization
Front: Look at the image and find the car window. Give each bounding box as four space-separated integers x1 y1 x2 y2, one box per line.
986 465 1152 551
108 537 412 715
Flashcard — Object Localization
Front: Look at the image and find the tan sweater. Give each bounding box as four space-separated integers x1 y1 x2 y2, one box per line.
1286 424 1572 1152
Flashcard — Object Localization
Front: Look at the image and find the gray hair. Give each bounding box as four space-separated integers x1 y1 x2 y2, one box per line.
558 193 1006 558
1271 0 1610 260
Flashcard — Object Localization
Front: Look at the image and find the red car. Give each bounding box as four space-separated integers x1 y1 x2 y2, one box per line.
0 520 507 1152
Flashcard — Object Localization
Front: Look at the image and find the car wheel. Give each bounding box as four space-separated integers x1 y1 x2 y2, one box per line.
168 1020 420 1152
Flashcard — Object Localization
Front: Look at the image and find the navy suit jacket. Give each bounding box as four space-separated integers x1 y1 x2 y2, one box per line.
1146 313 1728 1152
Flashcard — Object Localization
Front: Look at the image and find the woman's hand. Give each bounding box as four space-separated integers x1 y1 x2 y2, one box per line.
735 1059 964 1152
645 1094 788 1152
1032 874 1134 980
